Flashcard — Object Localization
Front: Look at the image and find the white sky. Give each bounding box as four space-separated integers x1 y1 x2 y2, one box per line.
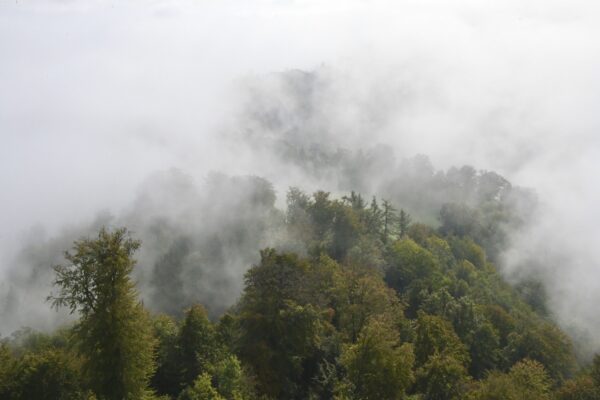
2 0 600 343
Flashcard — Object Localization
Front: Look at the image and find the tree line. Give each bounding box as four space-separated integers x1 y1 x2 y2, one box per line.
0 188 597 399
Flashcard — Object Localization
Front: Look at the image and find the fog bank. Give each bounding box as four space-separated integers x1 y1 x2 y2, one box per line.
2 0 600 352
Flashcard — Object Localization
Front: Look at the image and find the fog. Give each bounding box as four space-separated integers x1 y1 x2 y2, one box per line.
2 0 600 353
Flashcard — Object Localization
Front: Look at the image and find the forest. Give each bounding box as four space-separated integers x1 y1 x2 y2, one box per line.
1 172 599 400
3 0 600 398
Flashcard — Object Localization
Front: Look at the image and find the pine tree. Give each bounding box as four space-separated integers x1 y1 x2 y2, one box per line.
381 200 397 244
398 209 412 237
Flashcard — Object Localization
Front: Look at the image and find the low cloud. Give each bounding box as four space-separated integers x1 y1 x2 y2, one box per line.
2 0 600 354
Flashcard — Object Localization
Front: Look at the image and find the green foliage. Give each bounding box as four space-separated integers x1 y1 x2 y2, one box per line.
151 314 180 397
1 348 86 400
339 317 414 400
381 199 398 244
330 202 363 260
556 375 599 400
482 305 516 347
592 354 600 387
178 373 224 400
439 203 482 239
468 321 501 378
308 191 336 245
178 304 221 388
237 249 328 398
0 344 14 396
448 237 486 270
414 313 469 368
416 353 470 400
385 239 441 316
554 354 600 399
287 187 313 244
514 279 549 316
386 239 439 288
332 268 403 342
345 235 385 270
407 223 436 247
398 209 412 237
212 355 251 400
468 359 552 400
8 187 584 400
216 313 238 353
48 227 156 400
6 327 70 357
365 196 383 237
505 320 576 382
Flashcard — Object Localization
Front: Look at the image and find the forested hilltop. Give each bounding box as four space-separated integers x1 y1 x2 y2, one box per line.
1 179 599 400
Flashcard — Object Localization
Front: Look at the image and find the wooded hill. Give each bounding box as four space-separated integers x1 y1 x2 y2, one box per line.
1 184 598 400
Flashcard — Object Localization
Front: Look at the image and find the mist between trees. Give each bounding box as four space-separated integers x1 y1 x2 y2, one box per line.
0 150 535 333
2 175 599 399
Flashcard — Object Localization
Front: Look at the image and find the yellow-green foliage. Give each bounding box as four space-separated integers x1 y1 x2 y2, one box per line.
48 228 156 400
468 359 552 400
0 189 589 400
340 317 415 400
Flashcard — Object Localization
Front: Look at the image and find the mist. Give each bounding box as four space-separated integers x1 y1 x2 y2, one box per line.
2 0 600 354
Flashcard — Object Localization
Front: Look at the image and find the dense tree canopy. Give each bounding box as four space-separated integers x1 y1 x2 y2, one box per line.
0 184 594 400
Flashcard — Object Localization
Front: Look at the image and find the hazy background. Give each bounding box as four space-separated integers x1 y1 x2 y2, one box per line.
2 0 600 350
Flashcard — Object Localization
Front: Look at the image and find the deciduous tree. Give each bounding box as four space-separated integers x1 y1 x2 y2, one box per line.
48 227 156 400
